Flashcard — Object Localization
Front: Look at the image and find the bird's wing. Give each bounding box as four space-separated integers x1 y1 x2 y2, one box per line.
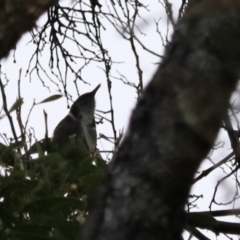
81 119 97 153
52 115 79 146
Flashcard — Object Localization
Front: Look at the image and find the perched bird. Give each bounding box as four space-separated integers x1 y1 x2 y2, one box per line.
52 84 101 153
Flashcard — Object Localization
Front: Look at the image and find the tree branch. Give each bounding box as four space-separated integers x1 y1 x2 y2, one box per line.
0 0 57 59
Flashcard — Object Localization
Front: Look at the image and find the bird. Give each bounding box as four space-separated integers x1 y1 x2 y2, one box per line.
52 84 101 154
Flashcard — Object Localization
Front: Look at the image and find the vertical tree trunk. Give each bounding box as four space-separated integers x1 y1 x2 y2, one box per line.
80 1 240 240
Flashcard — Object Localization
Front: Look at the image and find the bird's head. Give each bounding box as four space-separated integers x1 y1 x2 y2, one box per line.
70 84 101 120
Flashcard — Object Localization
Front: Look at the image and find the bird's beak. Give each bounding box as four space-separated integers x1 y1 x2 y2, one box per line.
91 84 101 95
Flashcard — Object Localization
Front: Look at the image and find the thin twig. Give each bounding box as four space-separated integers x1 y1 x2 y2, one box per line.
0 67 18 143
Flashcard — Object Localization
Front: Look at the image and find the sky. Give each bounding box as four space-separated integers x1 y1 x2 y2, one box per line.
0 0 166 156
0 1 239 239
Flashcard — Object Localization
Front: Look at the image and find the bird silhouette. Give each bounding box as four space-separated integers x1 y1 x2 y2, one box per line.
52 84 100 154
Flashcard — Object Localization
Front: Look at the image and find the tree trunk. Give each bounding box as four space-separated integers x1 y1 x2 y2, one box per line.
80 1 240 240
0 0 57 59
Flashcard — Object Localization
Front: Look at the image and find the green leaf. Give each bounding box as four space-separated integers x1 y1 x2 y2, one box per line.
2 171 38 195
94 157 107 170
0 203 18 228
10 225 58 240
69 157 100 179
0 142 15 166
29 215 79 239
36 141 44 158
78 173 103 195
35 153 65 165
36 94 63 105
0 173 39 211
0 141 24 159
61 137 90 160
27 138 53 155
8 98 24 113
22 197 85 217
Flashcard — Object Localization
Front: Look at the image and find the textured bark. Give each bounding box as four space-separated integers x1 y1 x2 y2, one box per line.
0 0 57 59
80 1 240 240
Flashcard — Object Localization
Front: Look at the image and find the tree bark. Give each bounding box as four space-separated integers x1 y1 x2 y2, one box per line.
0 0 57 59
80 1 240 240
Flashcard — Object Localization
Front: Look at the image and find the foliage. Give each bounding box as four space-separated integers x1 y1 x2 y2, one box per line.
0 136 107 240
